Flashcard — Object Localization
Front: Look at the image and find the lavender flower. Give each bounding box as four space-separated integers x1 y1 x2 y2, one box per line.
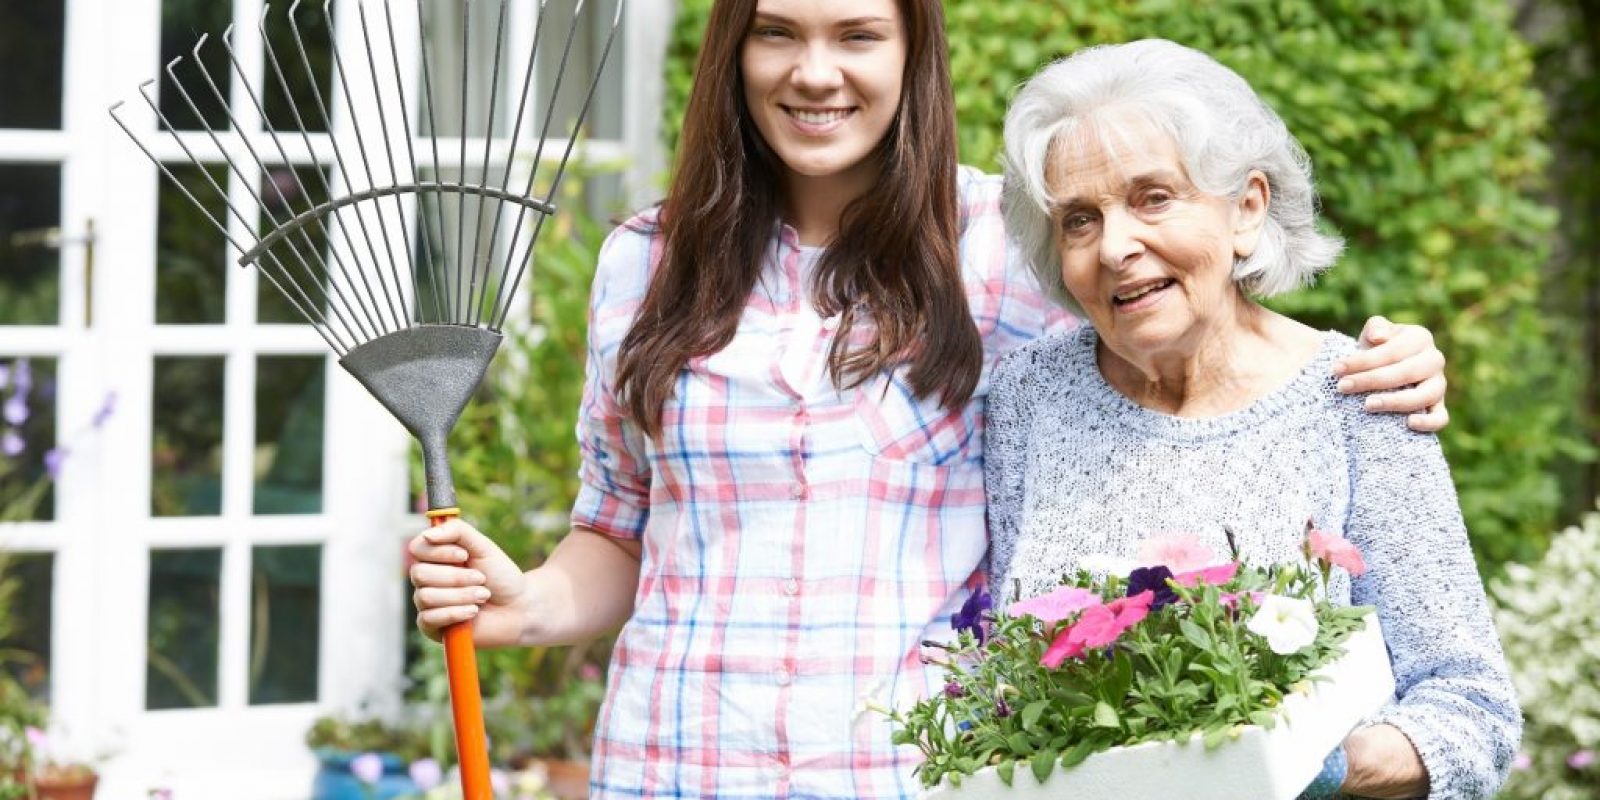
14 360 31 394
408 758 442 791
350 752 385 785
0 363 10 390
3 393 27 427
2 429 22 458
44 448 67 478
92 391 118 429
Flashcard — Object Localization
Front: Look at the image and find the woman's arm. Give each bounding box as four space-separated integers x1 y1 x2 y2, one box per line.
1337 316 1449 432
1340 403 1521 800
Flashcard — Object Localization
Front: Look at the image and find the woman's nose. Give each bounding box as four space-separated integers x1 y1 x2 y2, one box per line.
1099 206 1146 270
790 42 845 93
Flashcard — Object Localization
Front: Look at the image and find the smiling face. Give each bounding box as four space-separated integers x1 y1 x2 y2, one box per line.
1047 117 1268 362
740 0 906 190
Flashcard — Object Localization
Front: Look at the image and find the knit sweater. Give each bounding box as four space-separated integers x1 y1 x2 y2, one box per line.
983 326 1520 800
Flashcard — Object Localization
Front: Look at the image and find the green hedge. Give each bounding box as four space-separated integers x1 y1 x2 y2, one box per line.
664 0 1587 570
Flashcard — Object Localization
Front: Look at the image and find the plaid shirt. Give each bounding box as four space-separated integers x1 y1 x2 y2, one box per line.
573 168 1072 799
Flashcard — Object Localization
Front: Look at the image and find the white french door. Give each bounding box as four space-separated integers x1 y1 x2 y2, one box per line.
0 0 668 797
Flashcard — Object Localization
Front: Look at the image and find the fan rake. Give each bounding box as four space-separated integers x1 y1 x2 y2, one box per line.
110 1 623 796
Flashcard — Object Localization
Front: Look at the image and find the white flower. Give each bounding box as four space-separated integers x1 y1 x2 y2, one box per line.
1246 595 1319 654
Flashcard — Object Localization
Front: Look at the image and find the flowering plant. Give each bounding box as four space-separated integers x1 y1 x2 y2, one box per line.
887 524 1374 790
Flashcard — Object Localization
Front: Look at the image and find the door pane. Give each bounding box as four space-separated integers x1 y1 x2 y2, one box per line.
257 166 331 325
0 0 65 129
261 2 334 134
158 0 234 132
254 356 324 514
155 163 230 324
146 548 222 710
0 357 58 522
0 552 53 699
0 164 62 326
248 545 321 704
151 357 225 517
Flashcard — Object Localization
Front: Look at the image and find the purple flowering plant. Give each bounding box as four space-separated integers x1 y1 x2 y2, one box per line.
0 356 116 522
885 530 1374 790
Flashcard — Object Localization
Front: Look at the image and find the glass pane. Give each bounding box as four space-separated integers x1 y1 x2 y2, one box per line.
146 548 221 710
0 552 53 700
156 163 230 324
0 357 58 523
248 545 321 704
0 0 65 129
0 164 61 326
254 356 324 514
261 2 333 134
158 0 234 132
151 357 225 517
257 166 332 324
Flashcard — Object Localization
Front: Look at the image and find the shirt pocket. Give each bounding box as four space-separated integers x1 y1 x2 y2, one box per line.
853 369 980 466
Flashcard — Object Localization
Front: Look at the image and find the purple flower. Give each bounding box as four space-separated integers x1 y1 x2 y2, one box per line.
1126 566 1177 610
350 752 385 785
408 758 442 791
0 363 10 390
2 429 23 458
994 697 1012 718
943 681 965 698
3 393 26 427
1570 749 1597 770
44 448 68 478
14 360 31 394
951 588 992 644
92 391 118 429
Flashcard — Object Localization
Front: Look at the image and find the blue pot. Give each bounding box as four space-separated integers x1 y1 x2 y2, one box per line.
311 750 421 800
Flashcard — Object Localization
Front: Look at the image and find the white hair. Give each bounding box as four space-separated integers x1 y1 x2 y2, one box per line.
1001 39 1344 311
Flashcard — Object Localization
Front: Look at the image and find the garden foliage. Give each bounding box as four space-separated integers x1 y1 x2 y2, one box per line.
1492 502 1600 800
664 0 1587 570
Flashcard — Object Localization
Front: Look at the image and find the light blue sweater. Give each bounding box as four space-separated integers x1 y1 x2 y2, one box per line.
983 326 1520 800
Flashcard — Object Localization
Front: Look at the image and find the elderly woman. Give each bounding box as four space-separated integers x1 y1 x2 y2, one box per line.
984 40 1518 800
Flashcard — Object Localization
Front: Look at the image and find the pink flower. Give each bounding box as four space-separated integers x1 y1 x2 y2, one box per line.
1569 749 1597 770
1511 752 1531 771
1007 586 1102 624
580 662 603 682
1136 533 1216 573
409 758 442 791
1172 562 1241 587
350 752 384 785
1041 591 1154 668
24 725 47 752
1307 529 1367 577
1220 591 1266 609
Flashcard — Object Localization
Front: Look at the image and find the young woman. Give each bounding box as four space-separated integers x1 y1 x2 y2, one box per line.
407 2 1450 797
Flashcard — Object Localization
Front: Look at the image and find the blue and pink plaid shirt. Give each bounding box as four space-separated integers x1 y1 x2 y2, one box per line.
573 168 1072 799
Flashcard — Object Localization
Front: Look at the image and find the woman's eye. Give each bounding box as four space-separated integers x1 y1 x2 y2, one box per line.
754 27 790 39
1140 192 1172 209
844 31 884 43
1061 213 1095 233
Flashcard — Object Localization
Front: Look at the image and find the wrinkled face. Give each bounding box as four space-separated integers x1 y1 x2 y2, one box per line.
740 0 906 185
1048 120 1264 358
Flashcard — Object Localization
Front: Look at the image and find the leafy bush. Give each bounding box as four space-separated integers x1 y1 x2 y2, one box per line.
663 0 1588 571
1491 502 1600 800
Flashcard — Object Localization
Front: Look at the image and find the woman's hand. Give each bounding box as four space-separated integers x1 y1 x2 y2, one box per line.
1339 723 1430 798
408 518 532 648
1335 316 1449 433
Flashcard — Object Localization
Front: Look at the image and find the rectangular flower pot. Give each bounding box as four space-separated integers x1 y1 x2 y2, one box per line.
924 612 1395 800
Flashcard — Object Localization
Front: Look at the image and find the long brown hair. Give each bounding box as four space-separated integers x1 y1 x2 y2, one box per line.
615 0 980 437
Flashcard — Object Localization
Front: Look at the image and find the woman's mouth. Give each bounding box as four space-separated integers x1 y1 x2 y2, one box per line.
782 105 856 135
1111 279 1176 312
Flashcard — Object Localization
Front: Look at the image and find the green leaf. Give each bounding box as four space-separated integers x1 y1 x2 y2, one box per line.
1031 749 1056 783
1092 701 1121 729
996 757 1015 786
1060 737 1099 768
1180 619 1212 649
1021 699 1050 732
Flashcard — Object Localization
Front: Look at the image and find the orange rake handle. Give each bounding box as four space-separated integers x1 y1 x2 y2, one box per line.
428 508 493 800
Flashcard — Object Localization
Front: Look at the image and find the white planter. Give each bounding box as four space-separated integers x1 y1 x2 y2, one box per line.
924 612 1395 800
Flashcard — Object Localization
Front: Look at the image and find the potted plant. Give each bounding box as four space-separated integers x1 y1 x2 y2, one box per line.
885 526 1392 799
306 713 434 800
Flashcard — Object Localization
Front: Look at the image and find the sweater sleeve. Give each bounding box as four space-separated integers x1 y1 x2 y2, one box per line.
983 347 1035 605
1341 405 1521 800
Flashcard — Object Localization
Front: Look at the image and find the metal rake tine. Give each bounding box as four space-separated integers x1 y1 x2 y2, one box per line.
454 0 472 324
490 0 590 328
473 0 550 328
163 44 361 346
379 0 448 325
205 26 375 346
286 0 408 335
115 93 350 355
465 0 512 328
254 2 389 342
495 0 625 330
355 1 426 326
415 0 455 327
323 0 415 330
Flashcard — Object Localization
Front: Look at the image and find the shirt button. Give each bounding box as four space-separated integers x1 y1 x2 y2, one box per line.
783 578 800 596
789 482 805 499
776 669 793 687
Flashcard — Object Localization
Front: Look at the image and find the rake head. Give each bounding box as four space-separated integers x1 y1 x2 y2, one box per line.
111 0 624 508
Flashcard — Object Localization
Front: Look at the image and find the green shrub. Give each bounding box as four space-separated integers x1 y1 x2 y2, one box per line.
1492 502 1600 799
664 0 1588 571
